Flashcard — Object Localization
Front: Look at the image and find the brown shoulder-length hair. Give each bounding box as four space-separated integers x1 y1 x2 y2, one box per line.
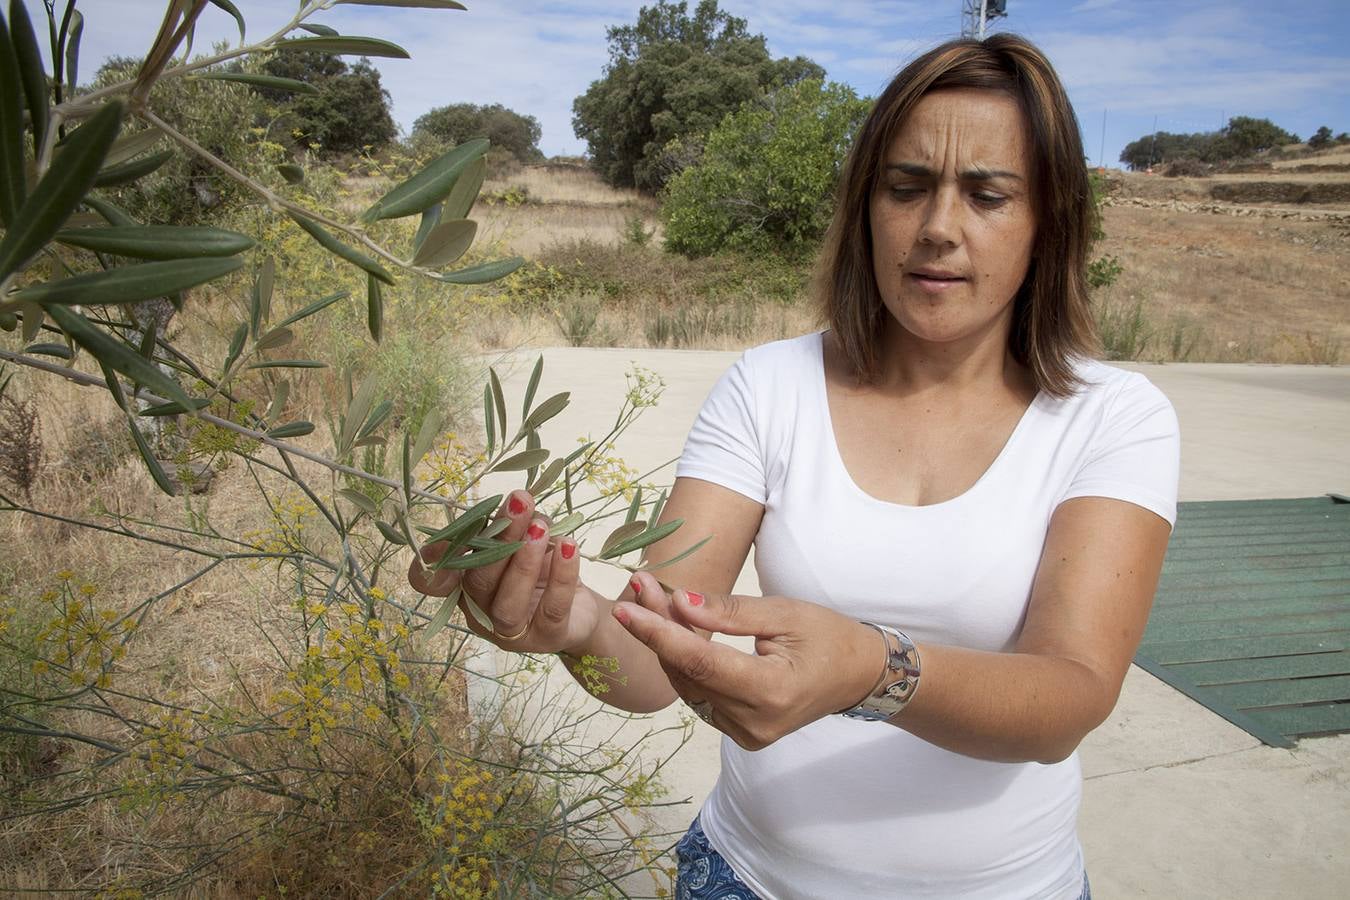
819 33 1099 398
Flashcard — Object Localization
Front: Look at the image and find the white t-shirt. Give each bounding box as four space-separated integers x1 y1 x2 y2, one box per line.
673 331 1180 900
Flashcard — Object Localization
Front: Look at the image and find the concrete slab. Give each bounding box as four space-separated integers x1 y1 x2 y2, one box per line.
466 347 1350 897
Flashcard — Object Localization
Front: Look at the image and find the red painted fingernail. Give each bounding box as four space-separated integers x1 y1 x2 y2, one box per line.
527 521 546 541
686 591 704 607
509 495 526 516
629 577 642 595
613 606 631 625
561 541 576 560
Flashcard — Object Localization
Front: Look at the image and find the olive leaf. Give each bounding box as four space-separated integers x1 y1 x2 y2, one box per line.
362 138 488 223
55 225 255 260
412 202 441 254
641 535 714 572
410 410 443 469
92 149 173 187
425 586 463 639
206 0 246 44
521 391 569 434
547 512 585 538
277 163 305 184
288 211 394 284
46 305 192 410
8 0 49 159
367 272 383 342
273 35 410 59
0 12 24 227
339 372 380 454
411 218 476 268
442 156 485 220
420 494 503 549
489 367 507 438
602 520 647 555
193 72 318 94
599 519 684 560
339 0 467 9
0 100 123 280
13 257 244 306
276 290 349 329
436 256 524 285
491 448 549 473
338 488 379 516
268 420 315 439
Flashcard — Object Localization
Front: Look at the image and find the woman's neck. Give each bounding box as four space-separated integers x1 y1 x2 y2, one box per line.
871 318 1032 401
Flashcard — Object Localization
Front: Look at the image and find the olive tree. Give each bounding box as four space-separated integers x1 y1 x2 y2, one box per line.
0 1 694 894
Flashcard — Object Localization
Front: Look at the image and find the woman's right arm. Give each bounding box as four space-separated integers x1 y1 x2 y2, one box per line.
408 479 762 714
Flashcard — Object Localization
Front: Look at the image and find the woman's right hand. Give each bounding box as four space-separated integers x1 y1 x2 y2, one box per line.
407 490 604 654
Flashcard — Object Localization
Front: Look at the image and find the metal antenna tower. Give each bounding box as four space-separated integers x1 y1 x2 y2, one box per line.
962 0 1008 39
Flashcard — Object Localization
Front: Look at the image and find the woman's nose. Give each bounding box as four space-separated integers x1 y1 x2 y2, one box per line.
918 187 961 247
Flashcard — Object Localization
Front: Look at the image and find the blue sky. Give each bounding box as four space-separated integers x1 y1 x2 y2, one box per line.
29 1 1350 168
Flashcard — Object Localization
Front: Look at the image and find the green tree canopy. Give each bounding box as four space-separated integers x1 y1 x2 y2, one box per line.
1119 116 1301 170
412 103 543 162
660 78 869 256
89 55 275 225
571 0 823 192
1222 116 1299 156
261 51 397 155
1307 125 1334 149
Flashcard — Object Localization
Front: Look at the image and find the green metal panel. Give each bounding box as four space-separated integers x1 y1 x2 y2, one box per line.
1134 495 1350 746
1139 631 1349 666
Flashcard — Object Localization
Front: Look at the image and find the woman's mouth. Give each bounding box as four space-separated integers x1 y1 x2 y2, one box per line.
908 273 967 292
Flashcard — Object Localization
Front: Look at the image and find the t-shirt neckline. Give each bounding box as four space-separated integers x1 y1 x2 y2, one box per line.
812 330 1043 511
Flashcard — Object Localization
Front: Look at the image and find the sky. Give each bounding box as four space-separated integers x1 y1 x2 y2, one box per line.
24 0 1350 169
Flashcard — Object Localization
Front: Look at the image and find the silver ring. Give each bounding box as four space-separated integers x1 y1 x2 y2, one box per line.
686 699 715 726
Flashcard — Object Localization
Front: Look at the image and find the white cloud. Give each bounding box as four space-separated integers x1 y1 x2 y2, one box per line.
33 0 1350 162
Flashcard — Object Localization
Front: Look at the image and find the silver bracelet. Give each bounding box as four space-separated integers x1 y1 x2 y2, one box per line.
838 622 922 721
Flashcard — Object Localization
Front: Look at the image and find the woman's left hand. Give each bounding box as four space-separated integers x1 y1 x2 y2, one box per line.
615 574 885 750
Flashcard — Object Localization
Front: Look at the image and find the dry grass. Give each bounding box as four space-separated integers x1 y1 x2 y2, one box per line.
1093 204 1350 362
1273 147 1350 168
484 164 647 207
458 164 1346 364
477 201 661 257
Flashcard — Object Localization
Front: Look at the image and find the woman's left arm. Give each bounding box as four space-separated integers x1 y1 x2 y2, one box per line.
613 495 1171 764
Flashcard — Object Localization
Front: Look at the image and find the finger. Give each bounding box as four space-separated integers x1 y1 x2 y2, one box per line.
461 490 534 605
628 570 677 622
612 601 756 690
669 589 783 638
487 517 553 637
408 541 462 596
533 536 581 636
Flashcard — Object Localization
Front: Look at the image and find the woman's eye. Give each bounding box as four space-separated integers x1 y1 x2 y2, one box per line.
889 186 922 198
973 192 1006 205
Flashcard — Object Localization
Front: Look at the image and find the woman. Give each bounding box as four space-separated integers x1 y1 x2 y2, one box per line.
411 34 1178 900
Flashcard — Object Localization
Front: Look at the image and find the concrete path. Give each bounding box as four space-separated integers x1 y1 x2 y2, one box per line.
471 347 1350 899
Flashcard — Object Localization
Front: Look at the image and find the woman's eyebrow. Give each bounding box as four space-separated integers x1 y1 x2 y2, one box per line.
886 162 1025 182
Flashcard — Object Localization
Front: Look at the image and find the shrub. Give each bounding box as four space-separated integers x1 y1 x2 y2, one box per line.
1164 158 1211 177
661 78 868 257
0 3 691 894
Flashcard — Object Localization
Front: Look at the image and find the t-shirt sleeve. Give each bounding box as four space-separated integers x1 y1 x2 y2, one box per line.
1060 373 1181 527
674 353 767 505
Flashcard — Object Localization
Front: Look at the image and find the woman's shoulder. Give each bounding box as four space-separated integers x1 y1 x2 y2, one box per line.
739 331 823 368
1063 357 1170 408
1046 357 1177 441
728 331 824 388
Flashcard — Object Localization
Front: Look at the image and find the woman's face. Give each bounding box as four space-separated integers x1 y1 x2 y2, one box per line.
869 88 1037 353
